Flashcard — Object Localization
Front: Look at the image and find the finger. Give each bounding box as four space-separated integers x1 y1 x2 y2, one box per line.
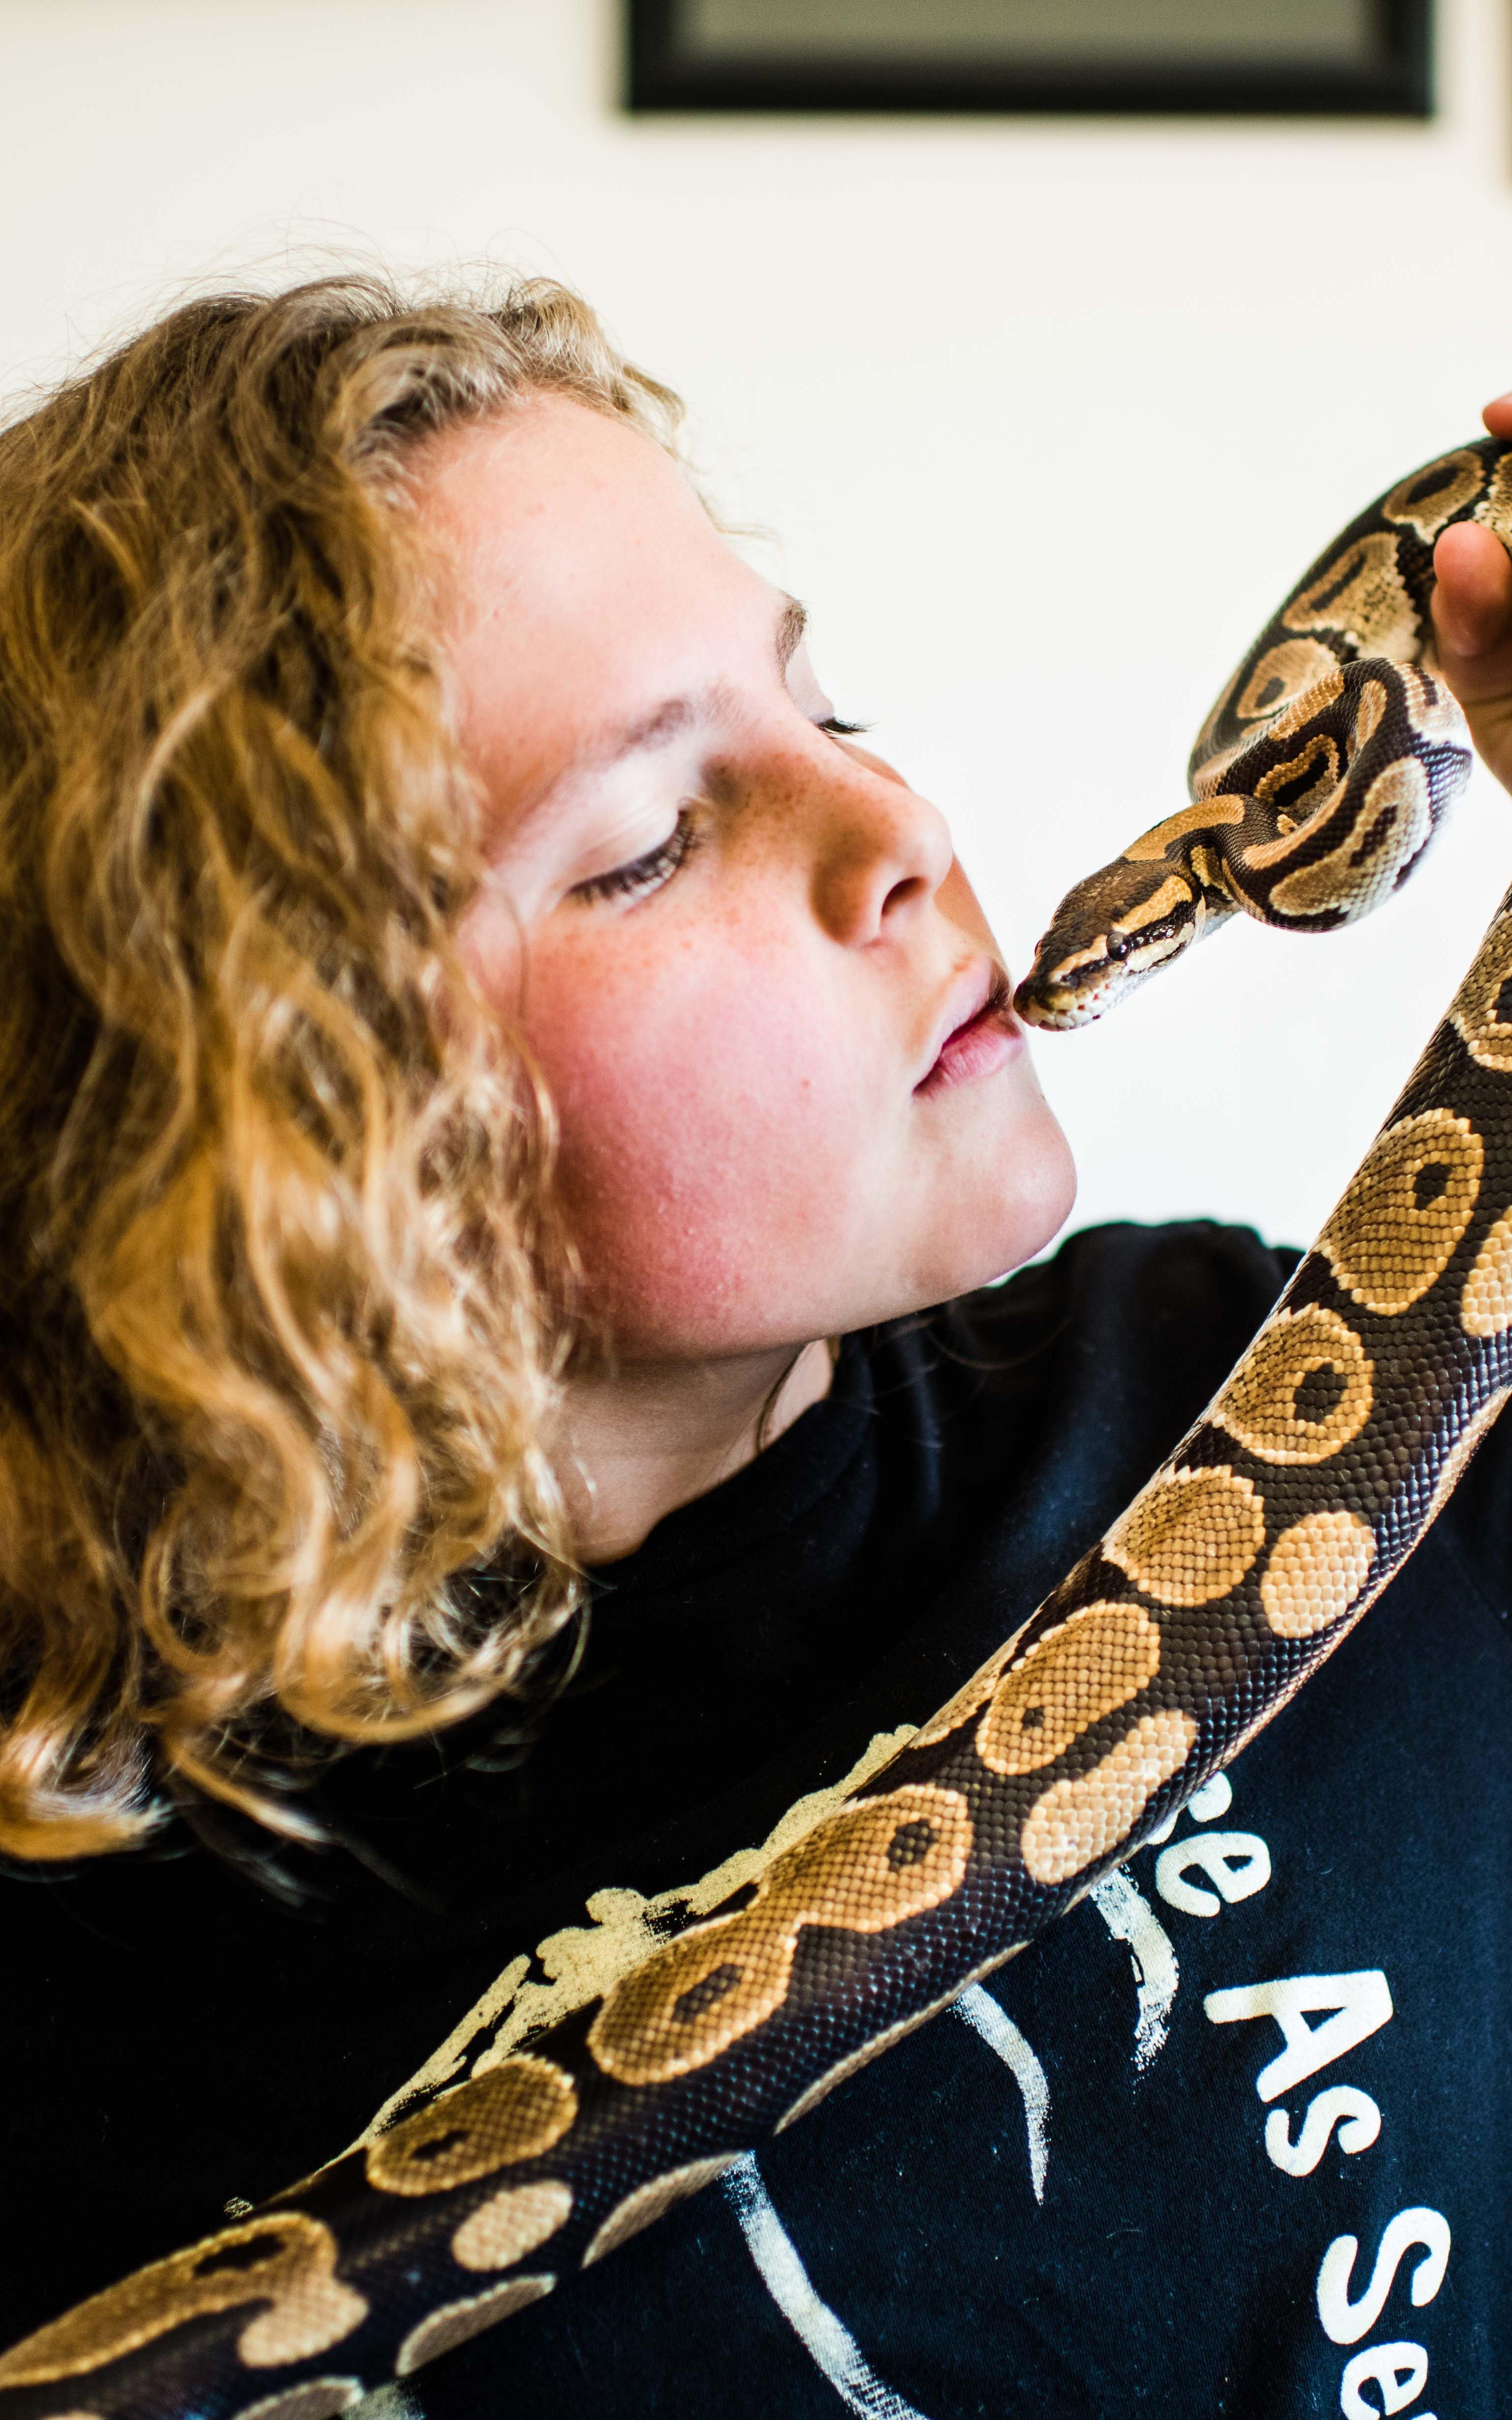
1484 392 1512 439
1432 520 1512 659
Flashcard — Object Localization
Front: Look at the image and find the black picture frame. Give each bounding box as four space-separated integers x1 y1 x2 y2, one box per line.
626 0 1432 118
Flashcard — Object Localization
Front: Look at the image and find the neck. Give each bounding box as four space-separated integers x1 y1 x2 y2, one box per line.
555 1336 835 1566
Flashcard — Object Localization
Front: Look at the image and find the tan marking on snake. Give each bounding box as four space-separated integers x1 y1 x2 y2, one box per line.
1254 667 1351 750
1241 757 1363 878
1399 663 1465 744
1105 1466 1265 1607
1189 841 1226 891
1451 911 1512 1071
1192 657 1351 802
394 2278 555 2376
1462 1209 1512 1336
1110 873 1192 932
1235 639 1343 725
365 2056 576 2197
1212 1305 1373 1465
975 1602 1161 1777
1124 797 1248 862
1020 1710 1198 1886
1320 1107 1482 1314
1250 733 1341 822
1474 454 1512 545
583 2157 741 2266
1270 757 1433 921
1260 1510 1376 1638
1382 449 1486 541
451 2181 574 2274
587 1784 972 2087
358 1726 919 2136
912 1631 1030 1748
1283 532 1417 659
0 2218 366 2386
236 2385 365 2420
1188 650 1341 797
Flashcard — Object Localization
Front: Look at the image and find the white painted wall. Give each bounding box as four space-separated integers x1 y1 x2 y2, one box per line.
5 0 1512 1251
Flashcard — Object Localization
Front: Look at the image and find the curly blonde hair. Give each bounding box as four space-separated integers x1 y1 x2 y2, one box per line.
0 271 682 1859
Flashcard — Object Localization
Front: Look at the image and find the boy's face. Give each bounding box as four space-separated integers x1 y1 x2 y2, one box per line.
424 395 1075 1359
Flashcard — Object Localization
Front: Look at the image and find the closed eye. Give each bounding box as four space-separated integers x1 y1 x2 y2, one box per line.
568 715 867 907
568 806 703 906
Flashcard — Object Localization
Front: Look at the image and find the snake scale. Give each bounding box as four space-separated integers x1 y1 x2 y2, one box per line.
8 436 1512 2419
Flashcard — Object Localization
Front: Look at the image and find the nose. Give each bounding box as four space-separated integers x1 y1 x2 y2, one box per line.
808 753 956 949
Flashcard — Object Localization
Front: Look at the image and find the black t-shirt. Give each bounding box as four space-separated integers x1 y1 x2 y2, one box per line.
4 1220 1510 2417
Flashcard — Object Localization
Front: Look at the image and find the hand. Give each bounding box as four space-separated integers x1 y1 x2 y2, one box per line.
1431 393 1512 794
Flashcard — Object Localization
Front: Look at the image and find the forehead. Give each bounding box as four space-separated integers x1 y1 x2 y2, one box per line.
412 393 789 826
414 393 763 663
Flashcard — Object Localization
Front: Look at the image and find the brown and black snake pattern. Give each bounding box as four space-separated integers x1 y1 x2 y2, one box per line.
8 438 1512 2420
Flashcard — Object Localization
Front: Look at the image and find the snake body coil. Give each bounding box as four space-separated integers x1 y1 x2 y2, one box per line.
7 440 1512 2419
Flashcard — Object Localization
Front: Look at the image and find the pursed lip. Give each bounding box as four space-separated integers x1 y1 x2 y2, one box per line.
915 957 1020 1096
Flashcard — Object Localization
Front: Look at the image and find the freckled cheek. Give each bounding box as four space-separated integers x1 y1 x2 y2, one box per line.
526 947 886 1339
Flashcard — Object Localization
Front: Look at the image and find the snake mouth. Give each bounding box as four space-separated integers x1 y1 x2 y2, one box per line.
1016 961 1120 1031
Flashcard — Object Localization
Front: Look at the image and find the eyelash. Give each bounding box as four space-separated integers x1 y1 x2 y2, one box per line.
570 808 703 905
569 713 869 906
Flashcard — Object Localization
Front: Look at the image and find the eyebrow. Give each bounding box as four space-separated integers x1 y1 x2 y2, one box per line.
586 594 810 771
776 594 808 671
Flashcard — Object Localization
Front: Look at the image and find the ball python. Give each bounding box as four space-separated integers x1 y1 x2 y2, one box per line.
7 436 1512 2420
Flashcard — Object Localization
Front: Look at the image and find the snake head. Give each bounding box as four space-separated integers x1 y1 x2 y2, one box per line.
1014 861 1215 1031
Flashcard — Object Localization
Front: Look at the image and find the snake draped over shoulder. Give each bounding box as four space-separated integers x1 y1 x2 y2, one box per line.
7 439 1512 2420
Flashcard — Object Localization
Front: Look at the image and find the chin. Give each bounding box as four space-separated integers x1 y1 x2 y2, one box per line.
939 1105 1078 1302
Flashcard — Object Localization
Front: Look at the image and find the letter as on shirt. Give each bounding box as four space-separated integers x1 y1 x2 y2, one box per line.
1154 1831 1272 1917
1340 2341 1429 2420
1203 1970 1393 2102
1264 2084 1381 2177
1316 2206 1451 2347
